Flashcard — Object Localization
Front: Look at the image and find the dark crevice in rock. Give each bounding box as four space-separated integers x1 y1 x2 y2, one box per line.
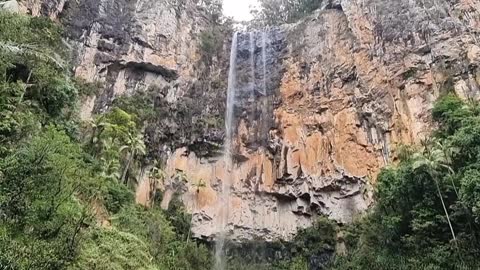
121 61 179 81
40 0 63 17
324 0 343 11
132 36 154 50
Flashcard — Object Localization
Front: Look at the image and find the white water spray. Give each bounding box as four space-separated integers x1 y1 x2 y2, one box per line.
261 32 268 96
249 32 256 96
214 32 238 270
214 30 270 270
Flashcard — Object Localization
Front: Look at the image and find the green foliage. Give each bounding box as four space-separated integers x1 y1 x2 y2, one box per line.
200 28 224 61
0 12 79 157
288 257 308 270
69 228 159 270
0 82 40 156
159 241 213 270
0 127 89 269
84 107 146 186
225 217 336 270
432 94 475 136
459 169 480 222
112 205 176 259
0 11 213 270
331 94 480 269
103 180 134 214
112 204 212 270
251 0 324 26
292 217 336 259
102 108 138 140
227 260 273 270
112 90 155 125
164 194 193 238
0 12 75 117
198 1 230 68
74 78 103 97
203 0 223 23
0 11 66 69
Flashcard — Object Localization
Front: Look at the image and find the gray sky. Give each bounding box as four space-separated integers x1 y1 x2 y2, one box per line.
223 0 259 21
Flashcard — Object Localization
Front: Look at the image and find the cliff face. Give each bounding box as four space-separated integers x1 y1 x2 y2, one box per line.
164 0 480 241
15 0 480 242
18 0 229 160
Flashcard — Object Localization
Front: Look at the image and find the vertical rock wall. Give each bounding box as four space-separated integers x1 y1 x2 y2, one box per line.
18 0 230 160
164 0 480 241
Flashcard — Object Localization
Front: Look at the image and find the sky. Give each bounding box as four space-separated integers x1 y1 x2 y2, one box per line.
223 0 259 21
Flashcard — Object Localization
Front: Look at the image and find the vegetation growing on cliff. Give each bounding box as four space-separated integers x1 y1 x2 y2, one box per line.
3 3 480 270
223 94 480 270
0 11 212 270
224 217 337 270
251 0 324 26
329 94 480 269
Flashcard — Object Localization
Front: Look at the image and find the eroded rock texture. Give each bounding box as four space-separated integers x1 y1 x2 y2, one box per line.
162 0 480 242
17 0 480 242
19 0 229 160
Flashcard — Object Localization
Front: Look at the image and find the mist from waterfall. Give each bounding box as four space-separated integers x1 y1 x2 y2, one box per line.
214 30 270 270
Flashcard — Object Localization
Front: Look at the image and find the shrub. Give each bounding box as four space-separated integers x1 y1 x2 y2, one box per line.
103 180 134 214
69 228 158 270
251 0 324 26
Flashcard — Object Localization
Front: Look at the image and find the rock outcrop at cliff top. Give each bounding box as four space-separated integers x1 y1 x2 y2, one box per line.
17 0 480 242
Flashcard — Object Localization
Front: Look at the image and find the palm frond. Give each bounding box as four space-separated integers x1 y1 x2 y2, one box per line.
0 41 66 69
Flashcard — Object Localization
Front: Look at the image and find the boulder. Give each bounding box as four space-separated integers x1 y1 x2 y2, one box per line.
0 0 19 13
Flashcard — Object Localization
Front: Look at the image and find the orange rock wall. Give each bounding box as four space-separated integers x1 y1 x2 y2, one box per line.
158 0 480 241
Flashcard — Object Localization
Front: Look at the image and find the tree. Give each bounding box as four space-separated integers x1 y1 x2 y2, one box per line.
0 41 66 70
201 0 223 23
85 108 144 185
90 137 123 186
86 115 108 155
148 166 167 207
0 12 76 156
0 11 215 270
120 133 146 185
251 0 324 26
412 145 457 243
0 127 89 269
330 94 480 269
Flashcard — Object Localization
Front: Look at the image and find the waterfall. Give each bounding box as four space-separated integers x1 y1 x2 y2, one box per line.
214 32 238 270
250 32 256 96
214 30 270 270
261 32 268 96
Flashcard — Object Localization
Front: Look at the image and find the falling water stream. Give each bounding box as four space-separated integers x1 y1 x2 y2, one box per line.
262 31 268 96
214 30 269 270
214 31 238 270
250 32 256 96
